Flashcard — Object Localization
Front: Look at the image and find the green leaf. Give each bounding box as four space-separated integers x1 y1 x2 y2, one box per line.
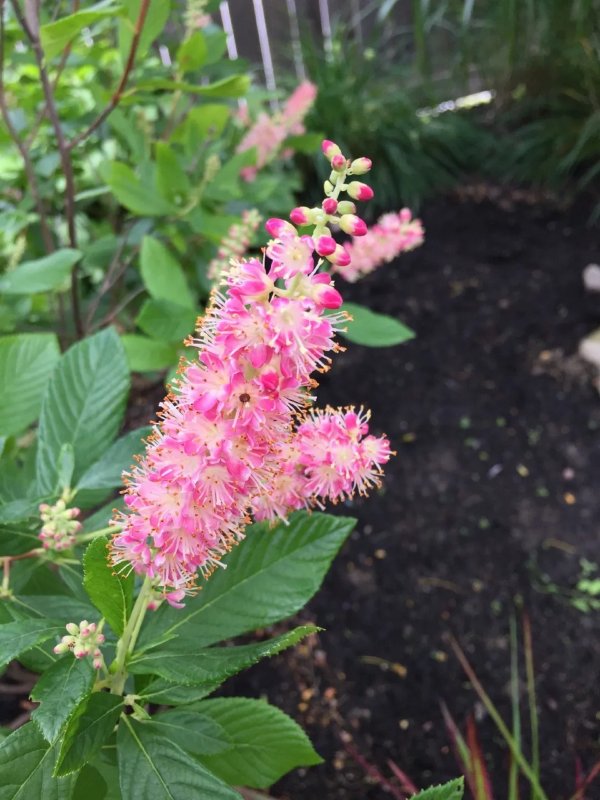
36 328 130 495
176 31 207 73
0 723 77 799
284 132 324 154
203 29 227 64
101 161 175 216
136 679 217 706
0 619 64 669
83 536 134 636
76 426 151 491
411 778 465 799
56 444 75 493
140 237 194 308
139 512 355 650
117 717 241 800
341 302 415 347
143 710 230 755
129 625 319 691
155 143 191 204
0 333 60 435
121 335 179 372
180 104 230 143
55 693 123 777
72 765 109 800
120 0 170 59
0 522 40 557
41 5 124 60
0 249 81 295
135 299 197 342
31 657 95 743
134 74 250 99
194 698 322 788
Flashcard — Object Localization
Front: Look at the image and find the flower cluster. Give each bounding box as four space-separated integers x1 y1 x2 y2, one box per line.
38 499 81 551
111 139 391 603
53 620 105 670
207 209 262 282
237 81 317 182
333 208 424 282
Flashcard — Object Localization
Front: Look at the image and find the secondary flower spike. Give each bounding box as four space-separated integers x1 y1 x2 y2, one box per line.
111 140 391 603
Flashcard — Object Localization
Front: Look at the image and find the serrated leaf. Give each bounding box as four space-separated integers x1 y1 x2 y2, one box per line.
176 31 207 73
138 512 355 650
143 710 230 755
35 328 130 495
41 5 124 60
83 536 133 636
136 679 216 706
0 333 60 436
135 299 197 342
341 302 415 347
155 142 191 203
180 104 230 143
0 619 64 669
31 657 95 743
0 723 77 799
134 74 250 99
0 249 81 295
194 698 322 788
54 693 123 777
120 0 170 60
140 236 194 308
117 717 241 800
411 778 465 799
121 335 179 372
101 161 175 216
76 426 150 491
0 521 41 557
129 625 318 691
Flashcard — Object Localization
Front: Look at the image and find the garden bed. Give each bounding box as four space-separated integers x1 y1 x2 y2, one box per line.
228 192 600 798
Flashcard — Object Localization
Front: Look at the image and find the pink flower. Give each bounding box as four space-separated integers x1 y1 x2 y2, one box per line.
333 208 425 282
207 210 262 282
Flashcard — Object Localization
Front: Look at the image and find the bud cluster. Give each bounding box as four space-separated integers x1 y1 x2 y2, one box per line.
53 620 105 670
287 140 373 268
207 209 262 282
38 499 82 551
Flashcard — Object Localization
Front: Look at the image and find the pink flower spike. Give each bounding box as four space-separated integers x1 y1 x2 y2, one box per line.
265 218 295 238
331 153 346 172
315 236 337 257
327 243 351 267
322 139 341 160
290 206 312 225
339 214 367 236
347 181 374 201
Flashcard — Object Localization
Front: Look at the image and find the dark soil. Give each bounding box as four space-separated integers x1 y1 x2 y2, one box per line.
223 194 600 799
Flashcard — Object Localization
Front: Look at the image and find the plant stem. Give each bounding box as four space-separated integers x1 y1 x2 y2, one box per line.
10 0 83 337
76 526 120 544
110 575 153 695
67 0 151 150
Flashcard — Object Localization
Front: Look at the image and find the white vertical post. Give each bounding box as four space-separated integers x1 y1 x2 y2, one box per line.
252 0 278 109
286 0 306 81
319 0 333 60
219 1 238 60
350 0 363 47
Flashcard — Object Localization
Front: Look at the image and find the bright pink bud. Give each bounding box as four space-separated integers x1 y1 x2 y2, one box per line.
313 282 343 309
350 157 372 175
265 218 295 238
327 244 351 267
347 181 374 201
331 154 346 172
339 214 367 236
290 206 312 225
315 236 337 256
322 198 338 214
399 207 412 223
322 139 341 160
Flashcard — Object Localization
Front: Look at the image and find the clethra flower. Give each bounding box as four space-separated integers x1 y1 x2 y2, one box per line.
54 620 105 670
333 208 425 282
111 139 391 603
39 499 81 551
237 81 317 181
207 209 262 282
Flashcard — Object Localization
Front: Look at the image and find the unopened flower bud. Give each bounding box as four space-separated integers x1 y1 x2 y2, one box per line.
327 244 351 267
265 218 295 238
322 198 338 214
346 181 374 201
323 180 334 195
315 236 337 257
331 154 347 172
339 214 367 236
337 200 356 215
53 641 71 655
66 622 79 636
321 139 341 160
290 206 312 225
349 157 372 175
311 276 343 309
